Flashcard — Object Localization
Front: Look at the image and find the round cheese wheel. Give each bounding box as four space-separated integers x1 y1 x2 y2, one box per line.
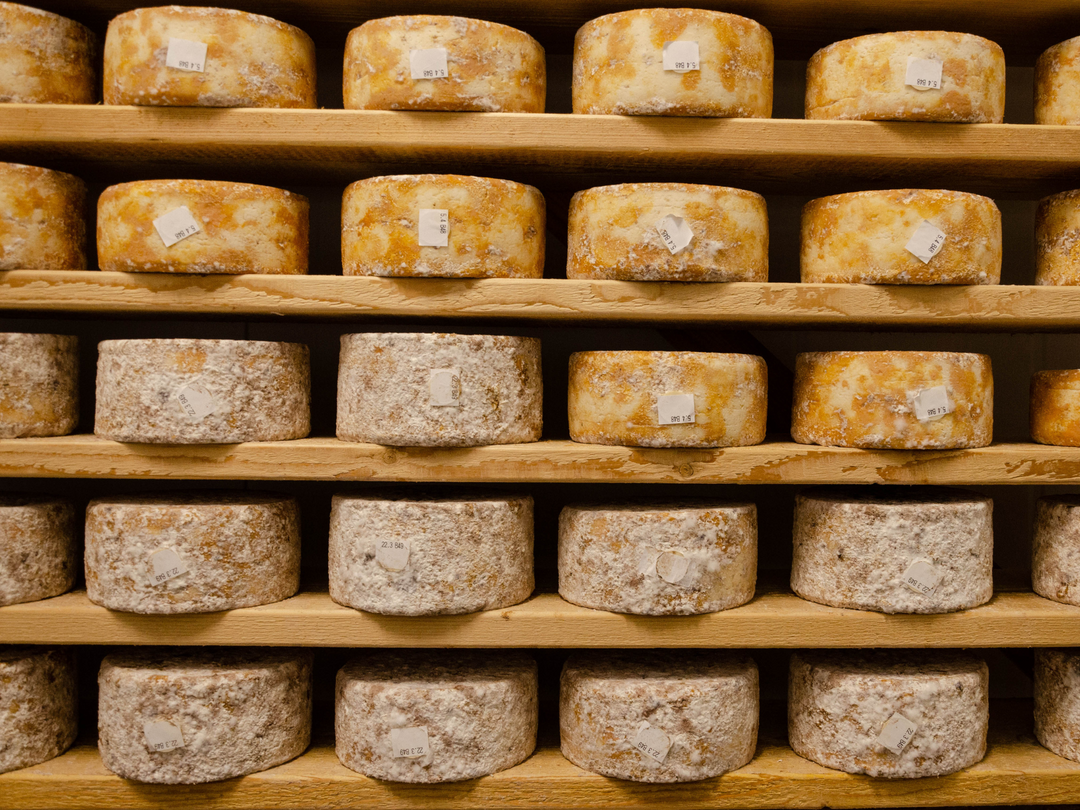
568 351 767 448
801 189 1001 285
336 651 537 783
1031 370 1080 445
558 501 756 615
0 494 76 607
1036 190 1080 286
567 183 768 282
95 338 310 444
792 351 993 449
572 9 773 117
789 650 988 778
344 16 545 113
97 180 309 275
1036 38 1080 125
103 7 316 108
0 2 97 104
0 647 77 774
336 332 542 447
0 333 78 439
560 651 758 783
1036 649 1080 762
792 488 993 614
341 175 544 279
1032 495 1080 607
0 162 86 271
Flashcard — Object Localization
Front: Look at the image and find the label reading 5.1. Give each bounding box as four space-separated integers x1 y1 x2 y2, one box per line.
656 215 694 254
876 713 918 755
419 209 449 247
657 393 695 425
144 720 185 752
912 385 953 422
662 40 700 73
905 56 942 91
390 726 429 759
165 38 207 72
376 539 410 572
150 548 188 585
410 48 449 79
153 206 201 248
632 723 672 763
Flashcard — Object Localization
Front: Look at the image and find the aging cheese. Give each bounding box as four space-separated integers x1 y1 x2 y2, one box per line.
0 648 77 774
98 180 309 274
572 9 773 117
336 651 537 783
792 488 993 614
568 351 767 448
567 183 768 282
0 333 78 438
801 189 1001 285
344 16 545 113
789 650 989 778
0 494 76 607
342 175 544 279
1031 370 1080 445
98 649 312 784
95 338 310 444
1036 38 1080 125
1036 190 1080 286
560 651 758 783
0 162 86 271
806 32 1005 122
791 351 993 449
1035 649 1080 762
0 3 96 103
558 501 756 615
1032 495 1080 607
337 332 542 447
103 6 316 108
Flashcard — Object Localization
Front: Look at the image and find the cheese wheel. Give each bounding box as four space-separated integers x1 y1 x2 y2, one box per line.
0 162 86 271
103 7 316 108
568 351 767 448
801 190 1001 285
1031 370 1080 445
0 648 77 774
97 180 309 275
560 651 758 783
792 488 993 614
1035 649 1080 762
806 32 1005 123
1032 495 1080 607
343 16 545 113
789 650 989 778
558 501 756 615
95 338 310 444
341 175 544 279
0 494 76 607
792 351 993 449
98 649 312 784
0 3 96 104
85 492 300 614
1036 38 1080 125
1036 190 1080 286
572 9 773 117
0 333 78 439
336 332 542 447
567 183 768 282
336 651 538 783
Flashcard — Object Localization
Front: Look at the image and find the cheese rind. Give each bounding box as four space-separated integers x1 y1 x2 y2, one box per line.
0 494 76 606
0 2 97 103
1031 370 1080 446
0 162 86 271
0 333 78 438
1036 190 1080 286
0 647 77 774
1032 495 1080 607
1036 38 1080 125
1035 649 1080 762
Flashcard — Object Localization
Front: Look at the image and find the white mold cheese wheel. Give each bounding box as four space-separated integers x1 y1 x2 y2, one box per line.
1036 190 1080 286
336 651 537 783
558 501 756 615
95 338 310 444
1035 649 1080 762
0 494 76 607
560 651 758 783
1032 495 1080 606
789 650 988 778
103 6 316 108
792 488 993 614
0 162 86 270
97 180 309 275
341 175 544 279
344 16 545 113
572 9 773 117
1031 370 1080 446
337 332 542 447
567 183 768 282
98 649 312 784
1036 38 1080 125
0 2 97 103
0 333 78 438
806 32 1005 123
568 351 767 448
801 189 1001 285
791 351 993 449
0 647 77 775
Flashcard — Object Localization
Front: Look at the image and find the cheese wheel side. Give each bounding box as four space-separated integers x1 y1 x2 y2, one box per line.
0 333 78 438
1035 649 1080 762
1033 495 1080 607
1036 190 1080 285
1031 370 1080 445
1036 37 1080 125
0 647 77 774
0 2 97 103
0 162 86 271
0 494 76 606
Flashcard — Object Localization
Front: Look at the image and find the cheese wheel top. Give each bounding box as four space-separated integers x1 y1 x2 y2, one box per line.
0 2 97 103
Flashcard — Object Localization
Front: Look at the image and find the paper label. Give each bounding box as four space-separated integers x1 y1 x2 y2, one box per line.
912 386 953 422
165 37 207 72
657 393 695 425
904 219 947 264
410 48 448 79
419 209 449 247
663 40 700 73
376 539 410 572
390 726 429 758
876 713 918 754
905 56 942 91
656 215 694 254
429 368 461 407
150 548 187 585
655 550 690 585
174 383 215 420
144 720 185 752
632 723 672 763
153 206 201 248
902 559 941 595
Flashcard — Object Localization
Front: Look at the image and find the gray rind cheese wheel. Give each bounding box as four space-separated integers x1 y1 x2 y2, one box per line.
0 162 87 271
560 651 758 783
0 333 78 439
336 651 538 783
1036 190 1080 286
0 647 77 774
0 2 97 103
1030 370 1080 446
1035 649 1080 762
0 494 76 607
1036 37 1080 125
1033 495 1080 606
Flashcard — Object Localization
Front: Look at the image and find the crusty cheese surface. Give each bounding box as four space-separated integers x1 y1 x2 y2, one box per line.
0 162 86 271
342 175 544 278
103 6 316 108
560 651 758 783
0 647 77 775
801 189 1001 285
98 180 309 274
1032 495 1080 607
1036 190 1080 286
568 351 767 448
791 351 993 449
0 2 96 103
1031 370 1080 446
572 9 773 117
806 32 1005 123
1035 649 1080 762
344 15 545 112
0 332 78 438
95 338 310 444
789 650 988 778
336 651 537 783
0 494 76 607
1036 38 1080 125
558 501 756 615
567 183 768 282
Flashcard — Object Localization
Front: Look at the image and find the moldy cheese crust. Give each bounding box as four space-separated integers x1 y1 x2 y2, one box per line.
1037 37 1080 125
1033 495 1080 607
0 647 77 775
1035 649 1080 763
0 332 78 438
0 2 97 103
1031 370 1080 446
1036 189 1080 285
0 162 87 271
0 493 76 607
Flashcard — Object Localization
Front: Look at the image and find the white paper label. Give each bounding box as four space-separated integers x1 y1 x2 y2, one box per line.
376 539 410 572
904 219 947 264
902 559 941 595
912 386 953 422
144 720 185 752
429 368 461 407
390 726 429 759
663 40 700 73
410 48 448 79
174 383 215 420
150 548 187 585
905 56 942 91
655 550 690 585
656 215 694 254
632 723 672 763
153 206 201 248
419 209 449 247
165 37 207 72
876 713 918 754
657 393 695 425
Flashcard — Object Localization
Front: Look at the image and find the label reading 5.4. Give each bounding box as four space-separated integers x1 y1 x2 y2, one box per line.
657 393 695 425
165 38 207 72
410 48 449 79
662 41 700 73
